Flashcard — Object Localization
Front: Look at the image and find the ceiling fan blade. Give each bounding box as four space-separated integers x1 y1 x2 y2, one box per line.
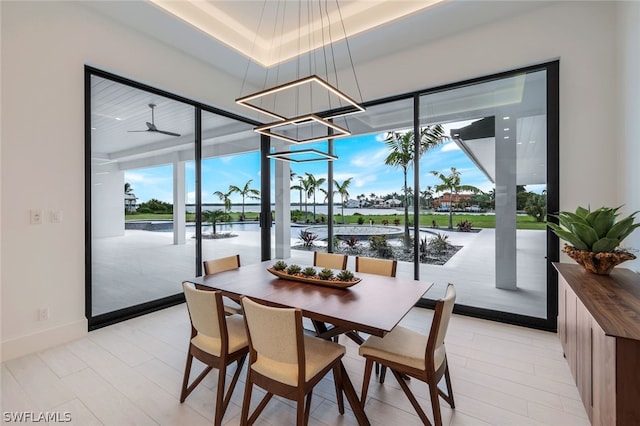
128 130 149 133
155 129 181 137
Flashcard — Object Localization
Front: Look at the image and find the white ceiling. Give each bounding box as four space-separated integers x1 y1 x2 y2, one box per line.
87 0 550 184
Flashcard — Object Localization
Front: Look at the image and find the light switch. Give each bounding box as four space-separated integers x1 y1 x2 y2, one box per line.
52 210 63 223
30 209 42 225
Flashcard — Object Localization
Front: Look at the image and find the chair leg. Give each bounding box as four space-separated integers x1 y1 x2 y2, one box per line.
302 391 313 426
214 364 227 426
240 376 253 426
379 365 386 383
439 361 455 408
180 352 194 403
332 364 345 414
361 358 374 406
428 379 444 426
391 369 433 426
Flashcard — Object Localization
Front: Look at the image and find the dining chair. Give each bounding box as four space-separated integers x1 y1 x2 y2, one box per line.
355 256 397 277
313 251 348 270
203 254 242 315
359 283 456 426
180 282 249 426
240 296 346 426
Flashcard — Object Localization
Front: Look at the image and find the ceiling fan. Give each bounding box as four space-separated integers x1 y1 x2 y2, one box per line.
128 103 181 137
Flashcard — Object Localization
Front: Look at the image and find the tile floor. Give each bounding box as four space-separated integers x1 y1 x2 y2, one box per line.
1 304 589 425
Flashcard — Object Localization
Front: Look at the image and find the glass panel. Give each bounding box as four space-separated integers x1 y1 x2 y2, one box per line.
200 110 263 268
90 75 195 315
419 70 548 318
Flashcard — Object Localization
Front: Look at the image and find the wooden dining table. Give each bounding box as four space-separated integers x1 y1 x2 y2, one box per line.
185 259 433 425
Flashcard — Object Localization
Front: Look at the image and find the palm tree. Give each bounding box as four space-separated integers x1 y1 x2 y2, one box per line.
430 167 482 229
291 181 304 211
213 189 233 214
334 178 353 223
384 125 445 248
229 179 260 219
305 172 326 222
203 209 226 235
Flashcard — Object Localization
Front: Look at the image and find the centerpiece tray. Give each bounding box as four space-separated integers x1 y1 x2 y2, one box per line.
266 267 361 289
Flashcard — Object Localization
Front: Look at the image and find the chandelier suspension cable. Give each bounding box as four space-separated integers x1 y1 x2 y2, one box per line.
335 0 363 105
235 0 365 149
239 0 268 105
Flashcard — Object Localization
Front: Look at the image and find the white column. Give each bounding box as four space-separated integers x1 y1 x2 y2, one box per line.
274 157 291 259
495 114 517 289
173 160 186 245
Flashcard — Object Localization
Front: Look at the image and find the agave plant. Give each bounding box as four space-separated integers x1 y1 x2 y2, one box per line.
548 206 639 253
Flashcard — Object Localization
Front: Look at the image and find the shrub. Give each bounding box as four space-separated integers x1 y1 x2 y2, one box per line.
357 216 365 225
298 230 319 247
343 235 359 249
369 235 393 258
457 220 473 232
393 219 401 226
428 233 452 253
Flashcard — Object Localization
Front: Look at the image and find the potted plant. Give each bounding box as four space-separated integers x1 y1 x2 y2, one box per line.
548 205 638 274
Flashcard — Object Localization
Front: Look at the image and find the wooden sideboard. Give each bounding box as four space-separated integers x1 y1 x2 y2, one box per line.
555 263 640 425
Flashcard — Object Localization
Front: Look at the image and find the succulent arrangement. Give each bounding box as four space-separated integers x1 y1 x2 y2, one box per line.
272 260 287 271
337 269 354 281
318 268 334 280
548 205 638 274
301 266 317 277
286 264 302 275
548 206 638 253
269 262 358 285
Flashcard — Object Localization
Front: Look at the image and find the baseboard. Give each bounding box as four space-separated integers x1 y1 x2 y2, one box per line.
1 319 88 362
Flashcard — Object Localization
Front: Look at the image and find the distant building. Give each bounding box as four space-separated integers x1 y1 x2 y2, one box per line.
125 193 138 212
345 199 360 208
433 193 473 209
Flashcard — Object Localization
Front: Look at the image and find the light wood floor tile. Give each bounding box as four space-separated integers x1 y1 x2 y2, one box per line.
1 304 588 425
4 354 76 411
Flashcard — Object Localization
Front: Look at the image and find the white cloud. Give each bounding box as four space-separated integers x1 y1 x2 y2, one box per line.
440 141 461 152
351 147 387 167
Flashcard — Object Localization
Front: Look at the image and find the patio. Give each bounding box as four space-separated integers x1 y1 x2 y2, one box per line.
92 226 547 318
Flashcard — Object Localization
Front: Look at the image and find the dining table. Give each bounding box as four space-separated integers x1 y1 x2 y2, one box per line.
184 259 433 425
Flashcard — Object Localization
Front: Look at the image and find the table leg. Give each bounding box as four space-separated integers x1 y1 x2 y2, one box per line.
340 361 370 426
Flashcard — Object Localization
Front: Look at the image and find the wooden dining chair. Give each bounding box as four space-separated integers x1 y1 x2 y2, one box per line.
203 254 242 315
180 282 249 426
239 296 346 426
355 256 397 277
313 252 348 270
359 283 456 426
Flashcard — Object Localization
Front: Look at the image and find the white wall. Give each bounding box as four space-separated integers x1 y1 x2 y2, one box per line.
1 1 635 361
0 1 248 361
617 1 640 272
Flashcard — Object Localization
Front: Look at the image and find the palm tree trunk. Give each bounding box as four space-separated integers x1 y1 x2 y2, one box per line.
448 192 454 229
403 169 410 249
313 192 317 222
341 197 345 223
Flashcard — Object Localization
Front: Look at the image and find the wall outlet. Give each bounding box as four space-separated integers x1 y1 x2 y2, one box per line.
38 308 50 321
30 209 43 225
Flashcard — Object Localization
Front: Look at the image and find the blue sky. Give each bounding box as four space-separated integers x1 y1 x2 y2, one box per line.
125 124 542 205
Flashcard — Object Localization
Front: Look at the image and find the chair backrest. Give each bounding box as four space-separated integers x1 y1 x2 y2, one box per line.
203 254 241 275
241 297 304 381
182 282 225 341
355 256 397 277
313 252 348 270
426 283 456 370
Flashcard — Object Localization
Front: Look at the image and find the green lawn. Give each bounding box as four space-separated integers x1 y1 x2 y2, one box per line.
126 212 547 230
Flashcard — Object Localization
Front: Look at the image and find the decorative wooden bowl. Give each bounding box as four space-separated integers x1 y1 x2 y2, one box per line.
267 267 361 288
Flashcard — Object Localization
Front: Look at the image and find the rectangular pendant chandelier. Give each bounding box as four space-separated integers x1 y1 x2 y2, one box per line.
267 148 338 163
254 114 350 145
